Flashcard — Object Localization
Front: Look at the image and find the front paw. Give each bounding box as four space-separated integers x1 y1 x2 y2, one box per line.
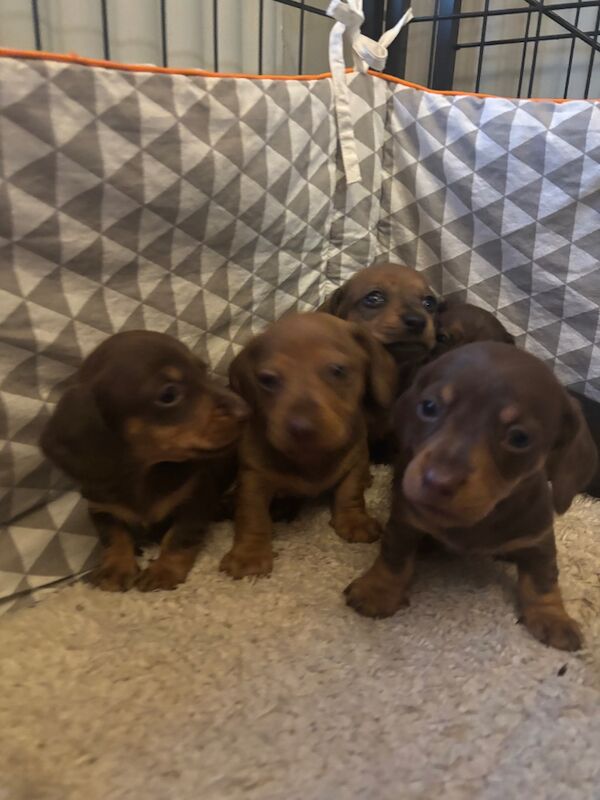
522 608 583 651
89 561 140 592
136 561 187 592
219 546 273 579
344 573 408 618
333 514 382 543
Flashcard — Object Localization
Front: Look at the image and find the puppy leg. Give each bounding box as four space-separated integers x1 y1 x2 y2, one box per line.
515 534 582 651
330 457 380 543
220 469 274 578
344 510 421 617
136 520 202 592
89 512 139 591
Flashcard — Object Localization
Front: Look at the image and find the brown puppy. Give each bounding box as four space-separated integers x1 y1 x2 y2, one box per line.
40 331 248 592
320 262 438 367
320 262 438 458
433 301 515 356
220 312 396 578
345 342 597 651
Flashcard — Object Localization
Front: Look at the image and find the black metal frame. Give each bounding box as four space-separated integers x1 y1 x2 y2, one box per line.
25 0 600 98
387 0 600 98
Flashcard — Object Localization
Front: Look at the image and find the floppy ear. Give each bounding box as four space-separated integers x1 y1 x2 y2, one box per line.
40 384 121 488
228 339 262 411
318 285 347 317
546 394 598 514
501 328 516 346
351 325 398 411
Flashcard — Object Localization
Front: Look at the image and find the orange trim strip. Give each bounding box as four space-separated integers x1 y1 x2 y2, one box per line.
0 46 597 103
0 47 336 81
372 70 600 104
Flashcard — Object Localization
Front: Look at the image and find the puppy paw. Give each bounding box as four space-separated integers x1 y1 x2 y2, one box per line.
344 574 408 618
136 561 187 592
523 609 583 651
219 546 273 579
333 514 382 543
89 562 140 592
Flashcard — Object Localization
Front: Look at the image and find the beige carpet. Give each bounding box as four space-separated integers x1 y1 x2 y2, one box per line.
1 466 599 800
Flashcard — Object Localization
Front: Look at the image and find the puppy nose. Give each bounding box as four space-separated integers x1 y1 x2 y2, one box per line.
287 416 315 439
402 313 427 334
422 466 461 497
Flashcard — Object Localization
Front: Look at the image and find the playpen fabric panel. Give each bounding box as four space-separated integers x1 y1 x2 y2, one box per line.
0 52 599 611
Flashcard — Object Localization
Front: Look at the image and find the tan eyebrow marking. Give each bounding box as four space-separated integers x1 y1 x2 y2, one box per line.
163 366 184 382
500 404 519 424
441 384 454 404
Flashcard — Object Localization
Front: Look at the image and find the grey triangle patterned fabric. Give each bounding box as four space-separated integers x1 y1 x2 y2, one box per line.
1 55 599 611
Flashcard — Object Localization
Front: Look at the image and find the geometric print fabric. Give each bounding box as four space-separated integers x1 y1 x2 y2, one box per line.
0 54 598 610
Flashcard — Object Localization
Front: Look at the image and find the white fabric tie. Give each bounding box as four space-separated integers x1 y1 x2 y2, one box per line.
327 0 413 183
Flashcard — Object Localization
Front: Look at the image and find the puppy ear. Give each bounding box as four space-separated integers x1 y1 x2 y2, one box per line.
351 325 398 411
501 328 516 346
318 285 346 317
228 339 262 410
40 384 121 488
546 394 598 514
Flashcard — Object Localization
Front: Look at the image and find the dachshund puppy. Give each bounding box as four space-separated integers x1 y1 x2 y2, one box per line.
320 262 438 369
320 262 438 460
432 301 600 499
40 331 248 592
433 301 515 356
220 312 396 579
345 342 597 651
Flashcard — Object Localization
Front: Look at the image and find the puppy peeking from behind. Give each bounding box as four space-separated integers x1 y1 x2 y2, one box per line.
320 261 439 378
345 342 597 651
320 262 438 459
433 299 515 355
40 331 248 592
220 312 397 579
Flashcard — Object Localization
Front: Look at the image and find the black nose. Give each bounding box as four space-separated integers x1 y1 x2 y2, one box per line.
422 466 461 497
287 416 316 439
402 313 427 334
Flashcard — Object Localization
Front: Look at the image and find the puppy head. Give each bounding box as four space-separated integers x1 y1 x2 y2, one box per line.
229 312 396 462
394 342 597 530
320 263 438 362
433 301 515 356
40 331 249 484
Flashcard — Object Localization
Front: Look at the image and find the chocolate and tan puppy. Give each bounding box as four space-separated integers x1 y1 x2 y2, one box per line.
220 312 396 579
432 301 600 499
345 342 597 651
433 301 515 356
40 331 248 592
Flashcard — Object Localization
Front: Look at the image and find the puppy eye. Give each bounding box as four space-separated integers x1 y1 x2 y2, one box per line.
156 383 183 408
422 295 438 313
328 363 347 379
436 332 450 344
418 398 440 420
257 371 281 392
362 290 386 308
506 426 530 450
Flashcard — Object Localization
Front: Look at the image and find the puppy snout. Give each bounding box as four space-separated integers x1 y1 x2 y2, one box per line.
287 415 316 440
402 313 427 334
422 466 464 497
